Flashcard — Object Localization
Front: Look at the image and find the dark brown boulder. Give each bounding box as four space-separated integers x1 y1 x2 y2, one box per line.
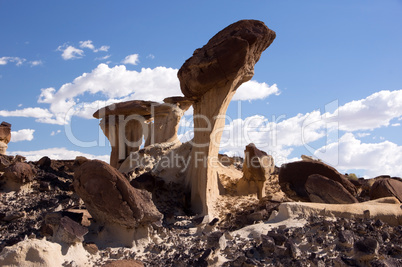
369 177 402 202
73 160 162 228
279 160 357 200
305 174 358 204
2 162 36 190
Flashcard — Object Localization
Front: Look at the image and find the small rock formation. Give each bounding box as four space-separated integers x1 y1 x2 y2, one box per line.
369 177 402 202
279 160 357 201
0 122 11 155
305 174 359 204
178 20 276 216
73 160 162 229
1 162 36 191
236 143 275 199
94 97 192 169
45 213 88 244
94 100 157 168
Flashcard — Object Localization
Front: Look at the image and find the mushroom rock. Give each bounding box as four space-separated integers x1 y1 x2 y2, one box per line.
0 122 11 155
237 143 275 199
149 96 193 145
73 160 163 229
177 20 276 216
93 100 157 168
279 160 357 201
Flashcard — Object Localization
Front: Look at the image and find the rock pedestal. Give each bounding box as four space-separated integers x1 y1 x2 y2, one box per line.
94 101 156 168
178 20 276 216
237 143 275 199
0 122 11 155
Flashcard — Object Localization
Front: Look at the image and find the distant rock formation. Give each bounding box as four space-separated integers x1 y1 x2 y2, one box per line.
237 143 275 199
73 160 163 229
0 122 11 155
178 20 276 216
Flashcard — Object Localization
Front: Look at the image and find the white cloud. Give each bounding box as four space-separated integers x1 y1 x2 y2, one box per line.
50 130 61 136
330 90 402 131
96 55 111 61
57 45 84 60
122 54 139 65
10 129 35 142
391 123 400 127
9 147 109 162
233 81 280 101
147 54 155 59
0 107 56 123
315 133 402 178
356 132 370 138
30 60 43 66
0 57 26 66
79 40 110 52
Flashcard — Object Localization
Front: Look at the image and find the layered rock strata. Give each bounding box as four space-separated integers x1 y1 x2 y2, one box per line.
178 20 276 216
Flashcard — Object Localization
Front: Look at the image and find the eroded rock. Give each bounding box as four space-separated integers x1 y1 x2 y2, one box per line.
1 162 36 191
279 160 357 201
305 174 359 204
369 177 402 202
73 160 162 228
0 122 11 155
237 143 275 199
178 20 276 216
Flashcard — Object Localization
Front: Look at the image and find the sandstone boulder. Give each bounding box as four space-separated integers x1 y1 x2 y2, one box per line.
73 160 162 228
369 177 402 202
178 20 276 216
305 174 358 204
279 160 357 201
1 162 36 191
237 143 275 199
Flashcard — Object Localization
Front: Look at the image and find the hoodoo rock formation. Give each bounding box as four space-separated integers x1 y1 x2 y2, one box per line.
0 122 11 155
237 143 275 199
94 100 157 168
178 20 276 216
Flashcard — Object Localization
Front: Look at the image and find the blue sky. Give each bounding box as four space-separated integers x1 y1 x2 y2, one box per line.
1 0 401 178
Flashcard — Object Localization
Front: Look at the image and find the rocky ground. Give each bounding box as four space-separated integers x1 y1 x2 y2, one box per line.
1 155 402 266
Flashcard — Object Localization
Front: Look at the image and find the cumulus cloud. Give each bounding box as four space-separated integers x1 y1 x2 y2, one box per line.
10 129 35 142
122 54 140 65
329 90 402 131
314 133 402 177
79 40 109 52
0 107 58 124
9 147 109 162
0 57 26 66
57 45 84 60
233 81 280 101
